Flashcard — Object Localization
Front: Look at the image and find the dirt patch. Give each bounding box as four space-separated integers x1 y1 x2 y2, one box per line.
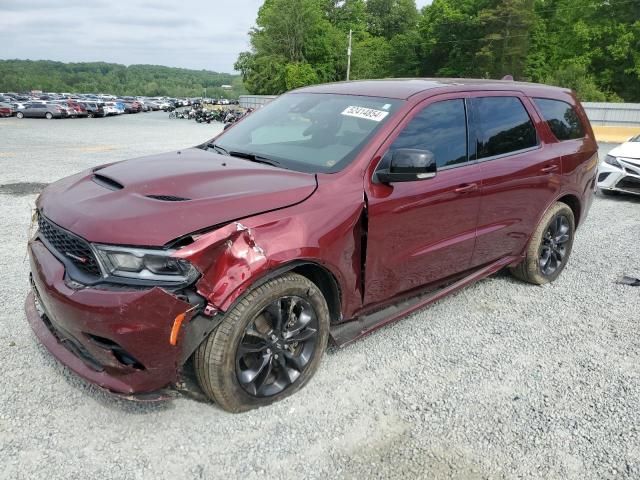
0 182 48 196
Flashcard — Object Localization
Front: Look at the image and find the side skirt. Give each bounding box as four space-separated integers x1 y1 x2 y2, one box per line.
329 256 518 347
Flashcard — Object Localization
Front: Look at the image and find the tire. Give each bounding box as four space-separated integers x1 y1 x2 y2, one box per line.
194 273 330 412
16 112 24 119
88 113 94 118
45 112 53 119
510 202 575 285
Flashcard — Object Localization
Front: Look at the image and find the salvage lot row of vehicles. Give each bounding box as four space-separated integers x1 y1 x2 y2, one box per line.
0 92 223 119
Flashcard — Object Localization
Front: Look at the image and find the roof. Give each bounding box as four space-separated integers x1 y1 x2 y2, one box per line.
296 78 569 100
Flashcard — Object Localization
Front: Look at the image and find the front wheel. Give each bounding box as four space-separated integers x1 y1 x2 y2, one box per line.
194 273 329 412
45 112 53 119
510 202 575 284
16 112 24 119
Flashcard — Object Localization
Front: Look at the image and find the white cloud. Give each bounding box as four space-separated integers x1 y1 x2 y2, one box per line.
0 0 263 72
0 0 433 72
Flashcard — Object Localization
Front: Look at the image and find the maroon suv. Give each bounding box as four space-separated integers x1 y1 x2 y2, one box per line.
26 79 598 412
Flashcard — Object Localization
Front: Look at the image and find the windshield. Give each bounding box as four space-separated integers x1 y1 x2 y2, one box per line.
207 93 402 173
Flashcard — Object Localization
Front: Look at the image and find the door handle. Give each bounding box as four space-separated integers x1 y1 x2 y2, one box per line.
540 164 559 173
454 183 478 194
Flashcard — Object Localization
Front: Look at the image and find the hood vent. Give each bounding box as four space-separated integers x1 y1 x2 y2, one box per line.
146 194 191 202
92 174 124 191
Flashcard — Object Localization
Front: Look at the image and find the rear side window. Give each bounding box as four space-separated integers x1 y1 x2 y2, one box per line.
390 99 468 168
533 98 585 141
471 97 538 159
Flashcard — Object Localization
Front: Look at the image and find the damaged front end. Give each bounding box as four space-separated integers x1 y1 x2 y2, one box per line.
25 214 229 399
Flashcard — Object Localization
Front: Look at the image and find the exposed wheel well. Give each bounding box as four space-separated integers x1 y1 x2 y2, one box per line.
557 194 581 226
291 263 342 323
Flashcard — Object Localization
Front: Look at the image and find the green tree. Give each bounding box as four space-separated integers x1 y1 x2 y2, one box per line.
365 0 419 39
285 62 320 89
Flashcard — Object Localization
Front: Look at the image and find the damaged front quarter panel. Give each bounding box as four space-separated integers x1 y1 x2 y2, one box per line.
174 221 269 310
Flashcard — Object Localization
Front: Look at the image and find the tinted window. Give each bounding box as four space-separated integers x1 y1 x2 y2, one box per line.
533 98 585 141
472 97 537 159
390 99 468 168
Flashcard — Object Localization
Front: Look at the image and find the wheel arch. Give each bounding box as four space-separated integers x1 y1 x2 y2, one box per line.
220 260 343 324
556 193 582 227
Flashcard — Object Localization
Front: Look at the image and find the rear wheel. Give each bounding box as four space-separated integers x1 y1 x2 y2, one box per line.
194 273 329 412
45 112 53 119
510 202 575 284
16 112 24 119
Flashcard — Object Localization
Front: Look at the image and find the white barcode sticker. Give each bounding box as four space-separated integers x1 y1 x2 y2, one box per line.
341 106 389 122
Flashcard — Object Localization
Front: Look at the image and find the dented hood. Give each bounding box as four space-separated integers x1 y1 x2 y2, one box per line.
38 148 317 246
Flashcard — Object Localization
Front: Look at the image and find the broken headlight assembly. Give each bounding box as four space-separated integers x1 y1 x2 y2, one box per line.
93 244 199 286
604 155 622 168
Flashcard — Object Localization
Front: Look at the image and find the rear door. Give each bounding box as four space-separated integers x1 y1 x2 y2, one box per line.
467 93 561 267
364 93 483 305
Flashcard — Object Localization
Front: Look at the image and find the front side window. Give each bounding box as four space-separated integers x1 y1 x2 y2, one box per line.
533 98 585 141
471 97 538 159
388 99 468 168
210 93 402 173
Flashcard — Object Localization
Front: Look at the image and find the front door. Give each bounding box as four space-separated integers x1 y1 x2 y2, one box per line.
363 94 482 306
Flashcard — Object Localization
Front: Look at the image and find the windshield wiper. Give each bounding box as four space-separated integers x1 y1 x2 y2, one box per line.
205 142 230 156
229 151 282 168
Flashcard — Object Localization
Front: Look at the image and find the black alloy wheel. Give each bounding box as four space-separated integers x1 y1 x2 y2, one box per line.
236 296 319 398
539 214 571 276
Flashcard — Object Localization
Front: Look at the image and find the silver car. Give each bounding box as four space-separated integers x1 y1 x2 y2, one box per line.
15 103 66 119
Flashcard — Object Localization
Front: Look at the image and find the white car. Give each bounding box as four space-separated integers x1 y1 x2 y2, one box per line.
598 135 640 196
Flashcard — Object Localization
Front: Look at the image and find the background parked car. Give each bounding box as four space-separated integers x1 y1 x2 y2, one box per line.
598 134 640 196
66 100 88 118
102 102 120 115
79 102 105 118
0 102 14 117
16 103 65 119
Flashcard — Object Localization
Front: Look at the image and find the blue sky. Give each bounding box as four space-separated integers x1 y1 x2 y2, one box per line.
0 0 433 73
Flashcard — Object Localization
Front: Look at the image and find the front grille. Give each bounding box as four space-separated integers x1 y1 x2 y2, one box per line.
37 212 102 277
616 177 640 194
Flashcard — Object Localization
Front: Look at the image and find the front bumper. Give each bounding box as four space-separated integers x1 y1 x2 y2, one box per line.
26 239 197 395
598 159 640 196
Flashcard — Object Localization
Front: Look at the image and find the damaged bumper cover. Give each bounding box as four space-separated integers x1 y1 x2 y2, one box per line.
26 240 220 397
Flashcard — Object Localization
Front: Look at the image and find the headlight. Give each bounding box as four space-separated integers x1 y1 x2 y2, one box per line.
93 244 199 285
604 155 621 168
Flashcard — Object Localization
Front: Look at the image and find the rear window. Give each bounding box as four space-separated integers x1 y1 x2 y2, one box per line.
471 97 538 159
533 98 585 141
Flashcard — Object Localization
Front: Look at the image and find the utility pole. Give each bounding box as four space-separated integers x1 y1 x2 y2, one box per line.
346 29 352 81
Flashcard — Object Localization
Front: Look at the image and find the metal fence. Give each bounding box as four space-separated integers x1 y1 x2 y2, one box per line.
582 102 640 126
239 95 277 109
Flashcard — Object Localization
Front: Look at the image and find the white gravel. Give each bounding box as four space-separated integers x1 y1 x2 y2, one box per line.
0 114 639 480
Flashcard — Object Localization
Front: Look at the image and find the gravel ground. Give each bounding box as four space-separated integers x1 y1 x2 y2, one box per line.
0 113 639 480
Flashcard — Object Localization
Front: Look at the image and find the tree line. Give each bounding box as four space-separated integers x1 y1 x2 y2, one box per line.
0 60 245 98
235 0 640 102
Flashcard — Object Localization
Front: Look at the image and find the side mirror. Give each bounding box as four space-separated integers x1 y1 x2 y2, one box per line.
376 149 437 183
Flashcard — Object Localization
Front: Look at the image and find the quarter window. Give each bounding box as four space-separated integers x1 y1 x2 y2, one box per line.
533 98 585 141
471 97 538 159
389 99 468 168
